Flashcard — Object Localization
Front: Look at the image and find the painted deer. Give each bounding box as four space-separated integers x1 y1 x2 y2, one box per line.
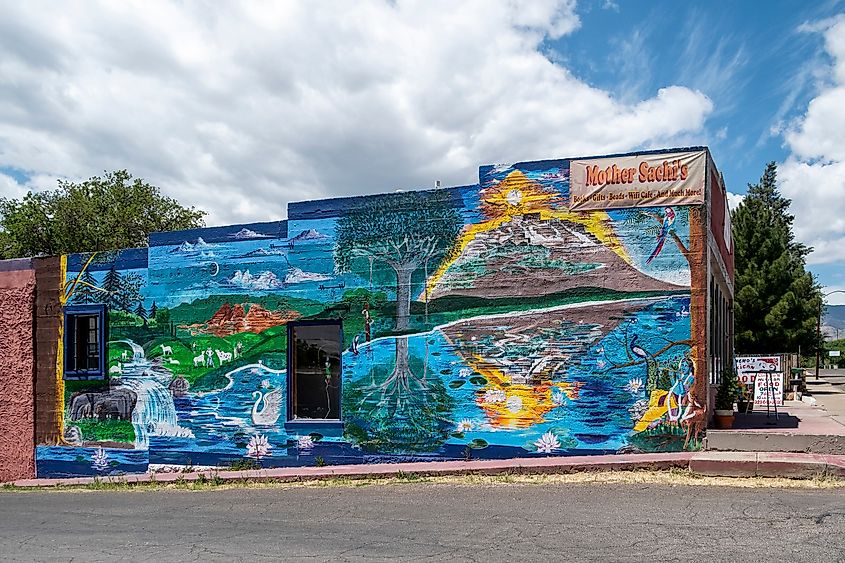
680 391 706 449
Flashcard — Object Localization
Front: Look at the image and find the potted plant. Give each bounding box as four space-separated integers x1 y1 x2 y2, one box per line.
714 369 740 429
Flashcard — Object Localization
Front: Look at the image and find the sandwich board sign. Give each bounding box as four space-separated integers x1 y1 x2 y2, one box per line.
735 355 783 407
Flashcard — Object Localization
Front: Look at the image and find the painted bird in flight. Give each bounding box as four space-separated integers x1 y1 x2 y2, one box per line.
646 207 676 265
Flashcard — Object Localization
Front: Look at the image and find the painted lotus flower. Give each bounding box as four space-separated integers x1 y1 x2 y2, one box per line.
297 435 314 450
246 434 272 459
625 378 644 394
483 389 506 404
551 391 565 406
534 432 561 453
628 399 649 420
456 419 473 433
91 448 110 472
459 368 473 378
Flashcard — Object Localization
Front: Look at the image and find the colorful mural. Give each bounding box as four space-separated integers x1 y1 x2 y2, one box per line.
37 154 707 478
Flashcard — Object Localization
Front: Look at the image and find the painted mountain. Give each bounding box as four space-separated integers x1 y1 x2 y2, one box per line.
290 229 328 243
191 302 299 336
427 213 684 300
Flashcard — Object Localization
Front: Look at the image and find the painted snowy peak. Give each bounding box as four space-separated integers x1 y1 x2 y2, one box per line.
172 237 215 253
225 270 284 290
290 229 329 242
231 228 271 240
284 267 331 284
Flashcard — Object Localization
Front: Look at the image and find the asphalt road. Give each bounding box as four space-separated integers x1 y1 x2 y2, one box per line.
1 482 844 562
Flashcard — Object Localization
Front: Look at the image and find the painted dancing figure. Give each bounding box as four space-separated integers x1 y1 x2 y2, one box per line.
362 302 372 342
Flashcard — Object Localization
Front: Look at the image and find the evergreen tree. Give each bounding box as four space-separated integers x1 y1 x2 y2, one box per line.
134 302 148 326
101 266 122 309
732 162 822 353
149 301 158 318
72 270 100 304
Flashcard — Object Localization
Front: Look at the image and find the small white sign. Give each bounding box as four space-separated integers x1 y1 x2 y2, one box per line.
829 350 841 357
753 372 783 407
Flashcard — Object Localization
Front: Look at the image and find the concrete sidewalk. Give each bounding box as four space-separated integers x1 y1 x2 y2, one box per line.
9 450 845 488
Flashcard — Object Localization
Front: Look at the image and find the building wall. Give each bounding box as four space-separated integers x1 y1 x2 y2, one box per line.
37 151 712 478
33 257 62 446
0 261 36 482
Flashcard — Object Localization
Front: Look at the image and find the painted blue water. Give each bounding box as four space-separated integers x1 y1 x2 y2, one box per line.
342 295 692 455
36 446 148 479
39 295 692 475
153 363 290 462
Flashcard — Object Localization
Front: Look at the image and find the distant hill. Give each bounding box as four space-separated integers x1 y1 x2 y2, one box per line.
824 304 845 329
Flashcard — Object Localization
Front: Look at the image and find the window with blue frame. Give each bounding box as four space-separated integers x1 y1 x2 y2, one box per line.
64 304 107 380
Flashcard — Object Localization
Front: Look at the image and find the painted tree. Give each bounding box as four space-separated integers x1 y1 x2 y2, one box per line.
334 190 463 331
342 338 454 452
71 270 100 304
101 266 122 309
134 302 148 326
149 301 158 318
732 162 822 353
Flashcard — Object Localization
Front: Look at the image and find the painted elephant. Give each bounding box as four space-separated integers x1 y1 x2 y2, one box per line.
69 389 137 422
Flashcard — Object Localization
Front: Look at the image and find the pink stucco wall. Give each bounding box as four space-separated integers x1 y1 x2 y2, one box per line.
0 265 36 482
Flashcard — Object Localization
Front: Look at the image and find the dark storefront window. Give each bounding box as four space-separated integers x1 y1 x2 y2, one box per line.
288 322 342 420
64 305 107 380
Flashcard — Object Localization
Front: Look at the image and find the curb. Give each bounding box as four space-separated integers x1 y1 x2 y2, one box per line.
7 451 845 488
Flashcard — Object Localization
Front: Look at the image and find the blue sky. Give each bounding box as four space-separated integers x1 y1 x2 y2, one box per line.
553 0 831 186
549 0 845 299
1 0 844 300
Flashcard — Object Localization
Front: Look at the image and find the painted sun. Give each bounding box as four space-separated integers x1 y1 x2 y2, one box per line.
421 169 633 300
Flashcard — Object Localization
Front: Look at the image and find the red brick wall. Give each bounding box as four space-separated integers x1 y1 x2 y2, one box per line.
709 168 734 279
0 265 36 482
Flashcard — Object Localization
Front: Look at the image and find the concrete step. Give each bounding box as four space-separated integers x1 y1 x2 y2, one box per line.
705 430 845 455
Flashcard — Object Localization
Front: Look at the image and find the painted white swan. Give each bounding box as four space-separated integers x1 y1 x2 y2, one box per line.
252 388 282 426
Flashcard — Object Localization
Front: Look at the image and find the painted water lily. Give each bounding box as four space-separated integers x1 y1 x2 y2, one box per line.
534 432 561 453
628 399 649 420
261 379 272 389
91 448 110 472
625 378 644 394
456 419 473 433
483 389 506 404
551 391 565 406
246 434 272 459
297 435 314 450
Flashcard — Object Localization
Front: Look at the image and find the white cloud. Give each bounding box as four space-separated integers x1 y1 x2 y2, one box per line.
780 15 845 265
726 191 744 211
0 0 713 225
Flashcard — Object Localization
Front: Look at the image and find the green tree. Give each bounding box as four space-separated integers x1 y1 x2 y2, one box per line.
154 306 170 327
334 190 463 331
71 270 101 305
101 266 122 309
134 302 148 326
0 170 205 258
732 162 822 353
